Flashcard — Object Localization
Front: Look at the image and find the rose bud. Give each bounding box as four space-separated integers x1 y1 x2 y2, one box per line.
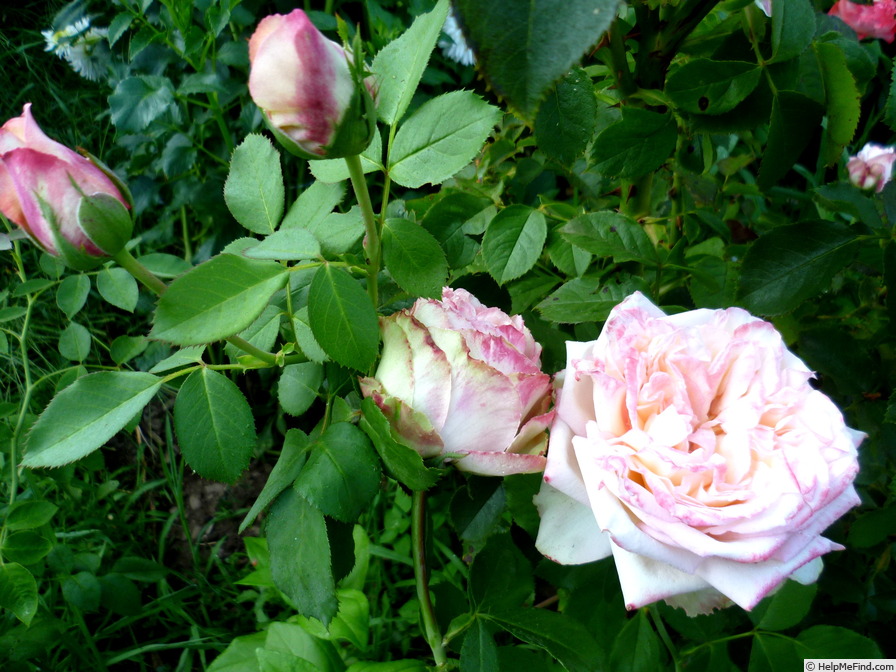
248 10 376 160
361 288 554 477
829 0 896 42
847 143 896 192
0 104 133 270
534 292 862 615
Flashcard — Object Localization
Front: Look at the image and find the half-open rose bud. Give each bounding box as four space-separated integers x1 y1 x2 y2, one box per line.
0 104 132 270
248 10 375 160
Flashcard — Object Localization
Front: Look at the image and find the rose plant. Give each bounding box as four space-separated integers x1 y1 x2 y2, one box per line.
535 293 863 614
361 287 554 476
847 142 896 192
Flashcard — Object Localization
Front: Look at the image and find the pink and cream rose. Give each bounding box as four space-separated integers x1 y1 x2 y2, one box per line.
828 0 896 42
535 292 862 614
0 104 132 270
847 143 896 192
248 10 375 160
361 288 554 476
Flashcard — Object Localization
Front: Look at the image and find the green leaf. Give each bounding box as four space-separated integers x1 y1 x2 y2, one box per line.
666 60 761 115
454 0 621 121
239 430 310 534
243 228 321 261
560 211 657 263
795 625 882 659
56 274 90 318
97 267 139 312
770 0 814 64
847 505 896 548
371 0 450 125
309 128 383 184
109 75 176 132
389 91 501 188
346 663 427 672
750 580 816 631
224 134 285 235
263 622 345 672
1 531 53 565
110 335 148 365
749 632 800 672
382 218 448 298
98 573 142 616
77 193 133 256
482 205 547 285
112 556 168 582
0 563 37 626
295 422 381 523
148 345 206 374
307 208 365 256
207 632 268 672
282 180 346 231
267 488 338 625
62 571 101 612
151 254 288 345
610 610 662 672
58 321 91 362
137 252 192 278
814 182 882 230
470 534 533 612
174 368 256 483
536 276 648 324
460 620 499 672
736 221 858 315
592 108 677 179
535 67 597 165
482 608 603 672
815 42 860 165
757 91 824 191
421 193 488 268
307 265 379 371
885 59 896 132
23 372 161 468
359 397 442 491
278 363 324 417
293 307 329 364
4 501 59 531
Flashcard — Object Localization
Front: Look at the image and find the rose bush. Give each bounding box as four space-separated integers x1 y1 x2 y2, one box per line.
534 292 862 614
828 0 896 42
248 9 375 160
847 142 896 192
361 288 553 476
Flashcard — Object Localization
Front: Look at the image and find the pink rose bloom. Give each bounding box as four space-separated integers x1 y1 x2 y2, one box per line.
0 103 131 269
361 288 554 476
535 293 862 614
829 0 896 42
847 142 896 192
248 10 375 160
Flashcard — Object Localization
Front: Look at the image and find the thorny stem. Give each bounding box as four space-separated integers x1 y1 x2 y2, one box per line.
412 490 448 668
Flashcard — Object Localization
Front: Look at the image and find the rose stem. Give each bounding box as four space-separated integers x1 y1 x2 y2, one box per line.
412 490 448 667
345 153 380 308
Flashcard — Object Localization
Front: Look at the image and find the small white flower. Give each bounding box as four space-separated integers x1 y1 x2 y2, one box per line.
42 17 110 82
439 12 475 66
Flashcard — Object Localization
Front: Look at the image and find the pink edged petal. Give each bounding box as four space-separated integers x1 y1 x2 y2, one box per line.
506 409 553 456
663 588 733 616
0 161 26 229
452 450 546 476
694 534 837 610
359 379 445 458
534 482 612 564
427 327 521 455
542 419 590 506
511 371 553 421
0 104 81 163
608 542 712 611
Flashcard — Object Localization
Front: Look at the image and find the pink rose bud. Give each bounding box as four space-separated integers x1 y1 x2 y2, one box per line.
361 288 554 477
0 104 133 270
534 292 862 615
248 10 376 160
829 0 896 42
847 142 896 192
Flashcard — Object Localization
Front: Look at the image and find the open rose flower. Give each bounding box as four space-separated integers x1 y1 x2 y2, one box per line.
361 288 554 476
829 0 896 42
534 293 862 614
248 9 375 160
847 142 896 192
0 103 132 270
